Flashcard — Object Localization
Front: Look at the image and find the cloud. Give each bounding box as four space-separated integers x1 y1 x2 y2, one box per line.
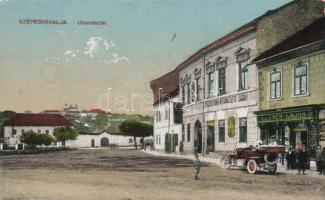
64 50 76 57
109 53 131 64
104 40 116 50
83 37 102 58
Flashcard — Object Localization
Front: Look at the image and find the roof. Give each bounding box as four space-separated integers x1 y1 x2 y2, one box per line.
88 109 106 113
42 110 61 113
4 113 72 127
79 131 126 136
253 16 325 64
175 20 257 71
150 69 179 105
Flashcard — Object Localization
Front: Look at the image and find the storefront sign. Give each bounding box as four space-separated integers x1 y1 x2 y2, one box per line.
207 120 215 126
204 92 248 108
257 109 315 124
228 116 235 138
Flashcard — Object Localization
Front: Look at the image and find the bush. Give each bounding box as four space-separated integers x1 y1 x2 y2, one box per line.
20 130 54 147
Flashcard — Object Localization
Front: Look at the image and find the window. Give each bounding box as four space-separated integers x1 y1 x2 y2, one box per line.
239 60 249 90
158 134 161 145
187 123 191 142
207 125 215 152
218 67 226 95
239 118 247 143
207 71 215 97
21 129 25 135
37 130 41 134
181 85 185 104
270 71 281 99
195 78 200 101
294 63 308 95
182 124 185 142
191 82 195 102
165 109 169 120
45 130 49 134
218 120 225 143
186 83 191 104
12 129 17 137
129 138 133 143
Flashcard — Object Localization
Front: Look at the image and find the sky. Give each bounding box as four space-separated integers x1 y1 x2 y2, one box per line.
0 0 291 115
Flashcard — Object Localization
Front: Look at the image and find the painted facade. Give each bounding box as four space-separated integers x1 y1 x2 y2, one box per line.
254 17 325 157
179 26 259 155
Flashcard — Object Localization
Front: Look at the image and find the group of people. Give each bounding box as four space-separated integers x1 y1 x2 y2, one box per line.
286 144 325 175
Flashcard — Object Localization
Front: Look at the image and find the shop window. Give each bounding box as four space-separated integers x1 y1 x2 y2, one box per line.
218 67 226 95
294 63 308 95
239 118 247 143
207 125 215 152
270 71 281 99
239 60 249 90
187 123 191 143
218 120 225 143
129 138 133 143
182 124 185 141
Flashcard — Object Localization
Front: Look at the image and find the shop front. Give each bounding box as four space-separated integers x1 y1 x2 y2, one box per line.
255 106 319 158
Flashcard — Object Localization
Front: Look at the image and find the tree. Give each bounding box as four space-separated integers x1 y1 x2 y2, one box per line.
20 130 54 147
53 127 77 146
119 120 153 149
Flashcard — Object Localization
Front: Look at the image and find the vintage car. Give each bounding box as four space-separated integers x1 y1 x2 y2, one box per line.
220 145 286 174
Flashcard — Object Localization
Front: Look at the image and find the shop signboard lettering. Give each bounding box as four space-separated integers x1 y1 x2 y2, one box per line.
257 110 314 124
204 92 248 108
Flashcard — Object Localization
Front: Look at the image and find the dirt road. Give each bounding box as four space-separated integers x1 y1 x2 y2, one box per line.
0 149 324 200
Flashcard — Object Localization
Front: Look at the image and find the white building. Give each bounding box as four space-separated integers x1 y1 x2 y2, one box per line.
150 69 183 153
3 113 72 147
176 20 259 155
66 131 141 148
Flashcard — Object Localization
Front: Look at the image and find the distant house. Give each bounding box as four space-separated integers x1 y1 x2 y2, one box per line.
42 109 62 115
3 113 72 147
86 108 109 118
66 131 141 148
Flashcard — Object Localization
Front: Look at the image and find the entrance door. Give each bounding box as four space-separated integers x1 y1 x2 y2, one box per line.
100 137 109 147
194 120 202 154
207 125 215 152
91 139 95 147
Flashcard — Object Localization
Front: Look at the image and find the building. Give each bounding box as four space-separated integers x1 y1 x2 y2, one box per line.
3 113 72 147
66 131 141 148
42 110 62 115
150 69 183 153
253 17 325 157
177 20 259 155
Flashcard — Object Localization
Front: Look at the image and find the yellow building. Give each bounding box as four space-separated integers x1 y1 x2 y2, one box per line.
254 17 325 158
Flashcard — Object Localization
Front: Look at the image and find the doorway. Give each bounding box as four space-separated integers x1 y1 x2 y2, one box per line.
194 120 202 154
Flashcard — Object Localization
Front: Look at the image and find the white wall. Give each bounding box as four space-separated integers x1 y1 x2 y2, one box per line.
66 132 141 148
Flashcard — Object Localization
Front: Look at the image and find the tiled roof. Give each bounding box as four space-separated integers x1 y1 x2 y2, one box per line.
4 113 72 127
88 109 106 113
253 17 325 63
150 69 179 105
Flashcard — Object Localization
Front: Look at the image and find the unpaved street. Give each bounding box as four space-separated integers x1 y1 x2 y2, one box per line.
0 149 324 200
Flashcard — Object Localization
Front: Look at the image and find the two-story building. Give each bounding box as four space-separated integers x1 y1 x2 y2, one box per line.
150 69 183 153
177 20 260 155
254 17 325 157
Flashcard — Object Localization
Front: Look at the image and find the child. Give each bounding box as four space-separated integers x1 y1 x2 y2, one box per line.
194 153 201 180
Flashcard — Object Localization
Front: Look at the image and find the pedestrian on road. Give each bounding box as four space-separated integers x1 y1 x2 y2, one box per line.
316 146 322 173
320 147 325 175
296 145 307 175
179 140 184 155
194 153 201 180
